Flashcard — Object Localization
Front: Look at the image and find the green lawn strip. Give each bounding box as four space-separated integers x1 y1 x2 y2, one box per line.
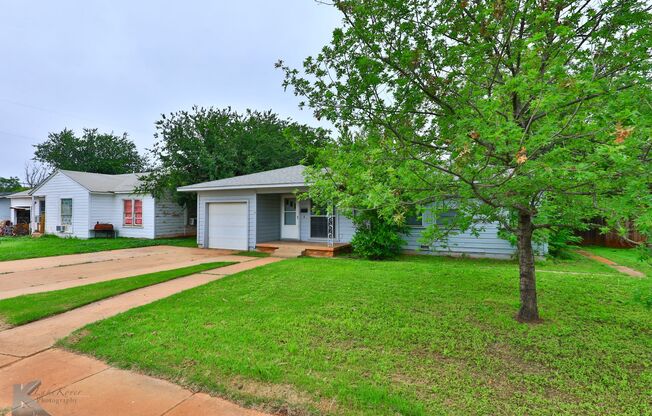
0 261 233 327
580 246 652 277
0 235 197 262
235 250 271 258
61 256 652 416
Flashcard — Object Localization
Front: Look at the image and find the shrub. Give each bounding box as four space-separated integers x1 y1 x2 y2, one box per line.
350 210 408 260
547 228 582 259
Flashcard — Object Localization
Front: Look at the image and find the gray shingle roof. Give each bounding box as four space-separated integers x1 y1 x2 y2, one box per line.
31 170 148 195
178 165 308 191
8 190 31 198
59 170 148 193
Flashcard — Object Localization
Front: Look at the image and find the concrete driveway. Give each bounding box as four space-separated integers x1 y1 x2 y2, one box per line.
0 246 249 300
0 247 282 416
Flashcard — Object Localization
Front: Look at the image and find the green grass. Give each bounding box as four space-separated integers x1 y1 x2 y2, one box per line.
61 256 652 416
0 235 197 262
0 261 233 327
579 246 652 277
235 250 271 258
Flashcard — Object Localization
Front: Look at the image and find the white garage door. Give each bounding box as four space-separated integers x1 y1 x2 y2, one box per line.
207 202 248 250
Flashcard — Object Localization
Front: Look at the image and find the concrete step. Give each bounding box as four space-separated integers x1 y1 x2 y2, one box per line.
271 247 305 258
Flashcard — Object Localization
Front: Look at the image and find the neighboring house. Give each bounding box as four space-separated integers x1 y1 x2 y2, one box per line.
178 165 538 258
8 190 32 225
0 192 11 223
29 170 196 239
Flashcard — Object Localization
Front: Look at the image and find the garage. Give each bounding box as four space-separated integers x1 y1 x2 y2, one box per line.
207 202 248 250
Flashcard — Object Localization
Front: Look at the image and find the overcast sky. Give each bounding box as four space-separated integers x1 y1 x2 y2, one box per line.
0 1 341 179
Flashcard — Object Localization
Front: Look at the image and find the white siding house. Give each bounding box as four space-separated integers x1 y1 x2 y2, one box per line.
0 193 12 223
30 170 195 239
178 165 543 258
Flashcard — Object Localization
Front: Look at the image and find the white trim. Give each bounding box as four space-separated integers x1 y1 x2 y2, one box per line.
178 182 307 192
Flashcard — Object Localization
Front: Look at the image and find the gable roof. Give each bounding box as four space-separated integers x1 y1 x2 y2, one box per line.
178 165 308 192
30 170 149 195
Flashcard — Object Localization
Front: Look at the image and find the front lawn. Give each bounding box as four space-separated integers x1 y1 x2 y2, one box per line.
0 261 233 327
0 235 197 262
62 256 652 415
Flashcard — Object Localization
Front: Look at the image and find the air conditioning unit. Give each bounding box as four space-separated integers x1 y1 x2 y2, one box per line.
188 218 197 226
56 225 71 233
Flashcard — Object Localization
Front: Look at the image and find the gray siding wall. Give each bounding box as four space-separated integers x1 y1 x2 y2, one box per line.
196 190 257 249
0 199 10 221
195 190 541 258
256 194 280 242
155 197 194 238
403 222 517 258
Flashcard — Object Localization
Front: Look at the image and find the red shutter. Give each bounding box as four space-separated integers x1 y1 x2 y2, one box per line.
134 200 143 225
124 200 133 225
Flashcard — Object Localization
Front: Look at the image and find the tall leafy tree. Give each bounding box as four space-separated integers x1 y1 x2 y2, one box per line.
138 107 329 203
34 128 146 174
280 0 652 321
0 177 24 193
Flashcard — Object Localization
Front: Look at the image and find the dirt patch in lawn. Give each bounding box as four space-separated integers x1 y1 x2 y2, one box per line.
229 376 314 415
0 317 10 331
64 328 91 345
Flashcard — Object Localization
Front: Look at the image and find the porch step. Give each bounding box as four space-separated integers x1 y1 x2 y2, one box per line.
271 246 305 258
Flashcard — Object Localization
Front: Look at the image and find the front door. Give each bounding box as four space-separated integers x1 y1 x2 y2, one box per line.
280 196 299 239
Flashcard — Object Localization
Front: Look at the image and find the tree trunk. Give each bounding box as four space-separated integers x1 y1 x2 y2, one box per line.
516 213 540 322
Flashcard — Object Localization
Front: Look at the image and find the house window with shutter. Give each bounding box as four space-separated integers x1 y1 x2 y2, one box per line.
123 199 143 227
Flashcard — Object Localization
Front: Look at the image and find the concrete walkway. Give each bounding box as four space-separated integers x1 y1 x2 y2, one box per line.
576 250 646 277
0 257 281 416
0 349 269 416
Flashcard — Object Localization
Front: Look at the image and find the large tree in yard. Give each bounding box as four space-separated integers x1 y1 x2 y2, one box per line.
279 0 652 321
138 107 329 204
34 128 146 175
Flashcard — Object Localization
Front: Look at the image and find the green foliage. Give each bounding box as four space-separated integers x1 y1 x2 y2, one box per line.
547 228 582 259
34 128 146 174
279 0 652 318
0 176 25 193
350 210 408 259
138 107 329 204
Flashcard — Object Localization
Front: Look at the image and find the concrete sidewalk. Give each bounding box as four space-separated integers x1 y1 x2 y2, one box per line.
0 257 281 416
0 349 269 416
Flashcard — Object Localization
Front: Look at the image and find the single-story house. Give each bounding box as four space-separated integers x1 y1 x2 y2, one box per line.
8 190 32 225
178 165 538 258
29 170 196 239
0 192 11 223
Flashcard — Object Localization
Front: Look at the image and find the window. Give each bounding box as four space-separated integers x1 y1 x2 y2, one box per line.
310 201 335 239
60 199 72 225
436 210 458 226
405 208 424 227
283 198 296 225
123 199 143 226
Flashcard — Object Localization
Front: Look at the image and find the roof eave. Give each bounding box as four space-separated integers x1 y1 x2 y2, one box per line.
177 182 309 192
